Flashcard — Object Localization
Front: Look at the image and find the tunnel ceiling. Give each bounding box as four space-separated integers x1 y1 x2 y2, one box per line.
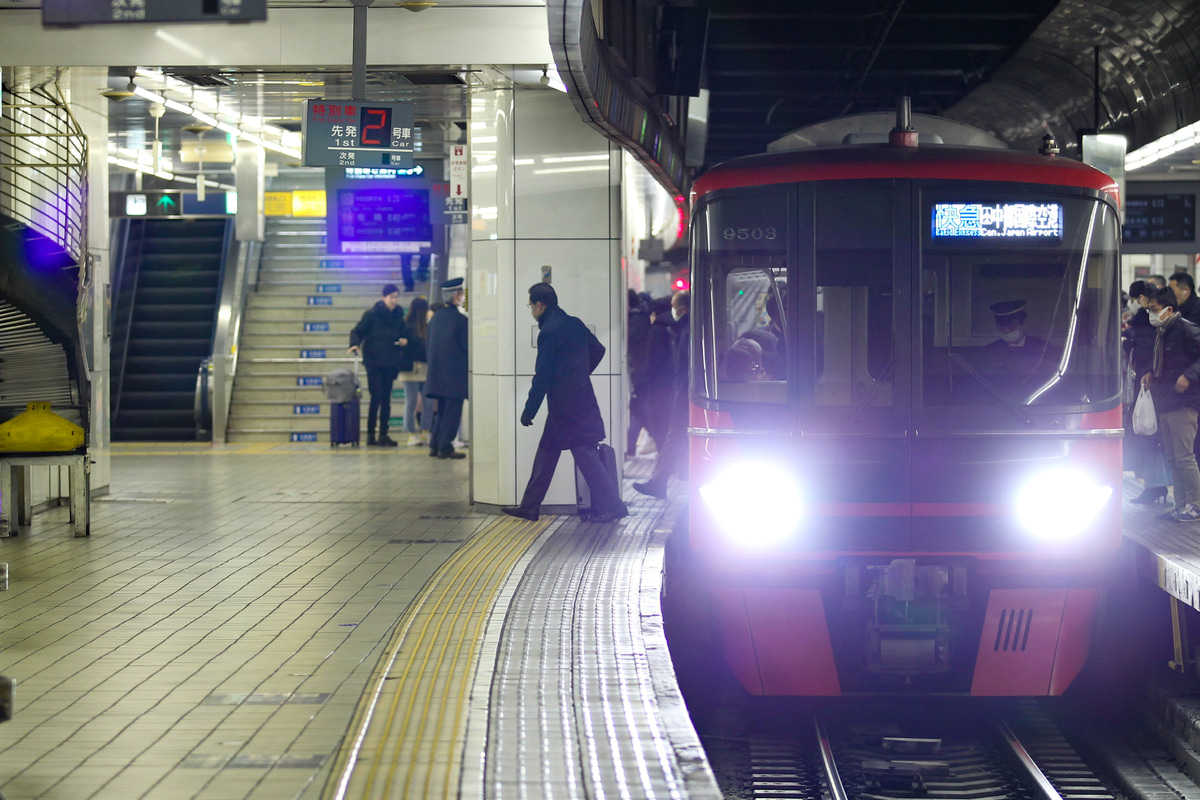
703 0 1061 168
699 0 1200 174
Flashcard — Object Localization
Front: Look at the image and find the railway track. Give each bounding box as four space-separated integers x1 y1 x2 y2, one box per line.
735 701 1119 800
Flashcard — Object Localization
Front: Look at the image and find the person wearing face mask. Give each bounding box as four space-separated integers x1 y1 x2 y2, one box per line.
502 282 627 523
986 300 1049 350
1123 281 1170 504
1141 287 1200 522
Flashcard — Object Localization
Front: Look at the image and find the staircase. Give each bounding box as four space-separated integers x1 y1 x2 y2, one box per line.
112 218 229 441
227 217 424 443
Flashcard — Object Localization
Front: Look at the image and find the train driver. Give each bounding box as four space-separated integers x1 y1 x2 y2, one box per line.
986 300 1048 352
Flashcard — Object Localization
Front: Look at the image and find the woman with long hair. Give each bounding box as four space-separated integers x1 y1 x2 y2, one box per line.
400 296 433 446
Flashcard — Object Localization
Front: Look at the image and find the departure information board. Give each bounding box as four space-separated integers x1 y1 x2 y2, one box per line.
43 0 265 24
302 100 415 169
1123 194 1196 243
932 203 1063 239
335 188 431 254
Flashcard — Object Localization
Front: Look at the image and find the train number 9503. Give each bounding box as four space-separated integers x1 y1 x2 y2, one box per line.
723 226 777 241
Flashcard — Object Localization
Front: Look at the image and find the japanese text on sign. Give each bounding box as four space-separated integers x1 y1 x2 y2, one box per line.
932 203 1064 239
302 100 416 169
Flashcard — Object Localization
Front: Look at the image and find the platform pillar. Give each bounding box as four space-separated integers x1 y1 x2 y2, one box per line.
468 82 625 510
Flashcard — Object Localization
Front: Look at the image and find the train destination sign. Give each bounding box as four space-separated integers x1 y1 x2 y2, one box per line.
302 100 415 169
334 188 432 254
43 0 266 24
932 203 1063 239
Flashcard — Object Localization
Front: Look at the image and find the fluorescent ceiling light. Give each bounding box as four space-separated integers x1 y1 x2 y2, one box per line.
1126 119 1200 171
532 165 610 175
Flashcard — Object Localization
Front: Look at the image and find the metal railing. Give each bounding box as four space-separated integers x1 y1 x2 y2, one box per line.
0 81 88 265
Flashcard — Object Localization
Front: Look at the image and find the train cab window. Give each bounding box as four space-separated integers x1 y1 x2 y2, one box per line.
814 185 895 408
694 190 789 405
920 195 1120 410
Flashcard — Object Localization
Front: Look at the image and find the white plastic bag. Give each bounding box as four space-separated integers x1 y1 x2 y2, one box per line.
1133 384 1158 436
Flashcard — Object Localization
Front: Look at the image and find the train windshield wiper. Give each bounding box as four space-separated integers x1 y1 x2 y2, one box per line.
948 351 1031 426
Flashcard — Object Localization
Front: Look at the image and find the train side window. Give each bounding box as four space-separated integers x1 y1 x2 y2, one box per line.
814 185 895 408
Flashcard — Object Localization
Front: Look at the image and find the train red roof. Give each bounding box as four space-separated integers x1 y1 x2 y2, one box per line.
690 146 1119 204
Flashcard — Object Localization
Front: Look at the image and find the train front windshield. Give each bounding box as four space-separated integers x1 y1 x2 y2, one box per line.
693 183 1121 424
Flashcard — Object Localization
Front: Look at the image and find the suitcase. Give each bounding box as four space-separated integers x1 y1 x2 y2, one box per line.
330 399 361 447
575 442 619 519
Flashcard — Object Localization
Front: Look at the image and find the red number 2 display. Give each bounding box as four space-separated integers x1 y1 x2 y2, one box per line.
360 107 392 148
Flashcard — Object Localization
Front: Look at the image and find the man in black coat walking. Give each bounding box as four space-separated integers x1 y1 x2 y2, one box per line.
425 278 469 459
502 283 627 522
348 283 409 446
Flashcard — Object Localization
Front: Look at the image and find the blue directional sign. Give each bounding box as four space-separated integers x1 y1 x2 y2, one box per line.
297 377 323 387
320 259 345 269
294 404 321 415
304 322 330 332
307 297 333 306
316 284 342 293
291 432 319 442
300 349 326 359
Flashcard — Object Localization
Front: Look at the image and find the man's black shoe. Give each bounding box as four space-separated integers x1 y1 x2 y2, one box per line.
632 482 666 499
367 436 378 446
377 434 399 447
591 503 629 523
429 448 439 457
501 506 539 521
438 451 467 459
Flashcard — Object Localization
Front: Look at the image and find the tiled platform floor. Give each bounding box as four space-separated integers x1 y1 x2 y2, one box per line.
0 442 487 800
0 442 715 800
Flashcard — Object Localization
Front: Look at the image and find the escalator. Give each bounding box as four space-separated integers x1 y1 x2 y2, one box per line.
112 218 231 441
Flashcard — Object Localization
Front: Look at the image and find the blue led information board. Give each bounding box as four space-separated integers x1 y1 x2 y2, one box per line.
932 203 1063 239
335 188 432 254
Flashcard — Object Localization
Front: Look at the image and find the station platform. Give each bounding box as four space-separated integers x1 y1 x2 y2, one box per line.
1122 476 1200 614
0 442 718 800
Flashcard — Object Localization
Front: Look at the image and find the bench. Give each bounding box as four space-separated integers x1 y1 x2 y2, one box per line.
0 451 89 537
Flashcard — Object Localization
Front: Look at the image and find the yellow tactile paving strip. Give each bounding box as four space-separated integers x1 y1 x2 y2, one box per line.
324 514 552 800
110 442 438 457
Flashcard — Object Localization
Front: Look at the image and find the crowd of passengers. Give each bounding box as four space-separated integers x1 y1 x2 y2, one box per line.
1123 272 1200 523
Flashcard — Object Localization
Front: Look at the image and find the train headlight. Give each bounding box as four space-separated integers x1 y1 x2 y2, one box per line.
699 461 803 548
1015 469 1112 542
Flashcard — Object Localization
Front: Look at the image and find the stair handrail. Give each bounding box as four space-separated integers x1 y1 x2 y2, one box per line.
208 228 262 444
194 357 213 441
109 220 146 420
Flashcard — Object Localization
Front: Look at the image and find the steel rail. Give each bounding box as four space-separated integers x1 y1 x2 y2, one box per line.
997 720 1066 800
814 717 850 800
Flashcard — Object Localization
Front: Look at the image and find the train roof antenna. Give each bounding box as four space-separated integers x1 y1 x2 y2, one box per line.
889 96 918 148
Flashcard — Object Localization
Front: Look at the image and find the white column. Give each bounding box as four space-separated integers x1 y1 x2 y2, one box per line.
469 87 625 510
67 67 111 493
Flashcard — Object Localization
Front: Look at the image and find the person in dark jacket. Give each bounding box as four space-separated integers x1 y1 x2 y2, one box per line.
626 289 651 457
502 283 627 523
400 296 432 446
632 297 675 452
1124 281 1170 503
1143 287 1200 521
348 284 409 446
425 278 469 459
634 290 690 498
1170 272 1200 325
